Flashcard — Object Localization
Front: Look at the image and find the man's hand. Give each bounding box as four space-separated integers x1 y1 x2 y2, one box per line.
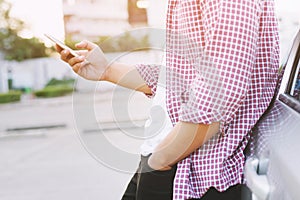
56 40 152 94
57 40 109 81
148 121 220 170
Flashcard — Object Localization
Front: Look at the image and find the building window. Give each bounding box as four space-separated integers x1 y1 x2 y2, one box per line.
64 0 76 5
127 0 148 26
291 60 300 101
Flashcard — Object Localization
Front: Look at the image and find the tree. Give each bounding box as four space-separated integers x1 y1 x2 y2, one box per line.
0 0 50 61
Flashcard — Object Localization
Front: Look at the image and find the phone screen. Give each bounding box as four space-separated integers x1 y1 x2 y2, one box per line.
44 34 79 57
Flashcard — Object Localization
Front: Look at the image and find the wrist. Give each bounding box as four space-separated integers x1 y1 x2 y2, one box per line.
148 154 172 171
100 65 110 81
101 61 120 82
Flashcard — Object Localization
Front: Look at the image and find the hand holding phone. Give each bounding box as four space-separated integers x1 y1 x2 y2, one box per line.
44 36 108 81
44 34 79 57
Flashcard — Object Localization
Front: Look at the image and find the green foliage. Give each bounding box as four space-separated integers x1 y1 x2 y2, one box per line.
0 0 24 32
34 86 73 98
34 78 75 98
66 33 150 53
64 34 79 50
95 32 150 53
0 91 21 104
0 32 49 61
45 78 75 87
0 0 49 61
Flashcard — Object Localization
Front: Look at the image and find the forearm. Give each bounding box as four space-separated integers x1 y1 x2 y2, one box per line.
148 121 220 170
103 62 151 95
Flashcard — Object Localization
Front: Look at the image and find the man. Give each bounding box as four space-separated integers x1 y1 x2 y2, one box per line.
58 0 279 199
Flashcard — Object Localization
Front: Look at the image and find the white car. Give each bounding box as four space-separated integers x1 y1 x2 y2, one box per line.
244 29 300 200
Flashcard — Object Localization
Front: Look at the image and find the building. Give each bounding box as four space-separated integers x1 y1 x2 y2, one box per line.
62 0 166 41
63 0 139 41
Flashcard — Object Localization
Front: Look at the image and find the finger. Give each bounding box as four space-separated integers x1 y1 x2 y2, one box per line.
75 40 97 51
72 62 82 73
68 56 85 67
60 49 72 62
55 44 63 53
76 50 89 56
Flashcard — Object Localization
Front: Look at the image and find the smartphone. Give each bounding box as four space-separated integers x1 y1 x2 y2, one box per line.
44 34 79 57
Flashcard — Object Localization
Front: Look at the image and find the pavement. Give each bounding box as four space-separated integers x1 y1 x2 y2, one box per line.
0 87 152 200
0 51 159 200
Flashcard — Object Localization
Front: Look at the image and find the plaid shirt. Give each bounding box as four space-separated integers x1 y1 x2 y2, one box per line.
136 0 279 199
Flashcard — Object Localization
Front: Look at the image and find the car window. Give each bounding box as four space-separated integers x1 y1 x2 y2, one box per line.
278 30 300 113
290 60 300 101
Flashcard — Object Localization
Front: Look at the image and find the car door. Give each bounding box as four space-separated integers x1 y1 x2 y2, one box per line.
244 29 300 200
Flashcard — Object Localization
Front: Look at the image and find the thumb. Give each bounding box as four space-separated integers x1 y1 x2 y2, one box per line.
75 40 98 51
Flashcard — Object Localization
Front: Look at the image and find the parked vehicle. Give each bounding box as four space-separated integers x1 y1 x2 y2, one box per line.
245 29 300 200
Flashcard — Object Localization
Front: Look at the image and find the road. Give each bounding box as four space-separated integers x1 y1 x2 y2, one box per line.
0 58 156 200
0 87 152 200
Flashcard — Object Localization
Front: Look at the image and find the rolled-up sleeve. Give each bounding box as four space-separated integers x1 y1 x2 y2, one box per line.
135 64 161 97
179 1 260 125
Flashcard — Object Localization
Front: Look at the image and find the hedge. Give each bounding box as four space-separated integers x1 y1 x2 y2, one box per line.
34 86 73 98
0 91 22 104
46 78 75 87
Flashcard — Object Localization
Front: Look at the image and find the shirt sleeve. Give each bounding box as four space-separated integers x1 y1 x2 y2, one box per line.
135 63 161 98
179 1 261 125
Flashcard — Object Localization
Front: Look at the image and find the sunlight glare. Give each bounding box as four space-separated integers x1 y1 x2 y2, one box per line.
7 0 65 42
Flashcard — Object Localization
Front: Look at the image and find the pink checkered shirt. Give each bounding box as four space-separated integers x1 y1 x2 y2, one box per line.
136 0 280 199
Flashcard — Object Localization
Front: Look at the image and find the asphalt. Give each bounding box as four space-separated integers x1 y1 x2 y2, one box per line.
0 50 159 200
0 87 152 200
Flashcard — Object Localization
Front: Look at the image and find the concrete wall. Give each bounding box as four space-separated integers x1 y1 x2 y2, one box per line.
0 57 75 93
